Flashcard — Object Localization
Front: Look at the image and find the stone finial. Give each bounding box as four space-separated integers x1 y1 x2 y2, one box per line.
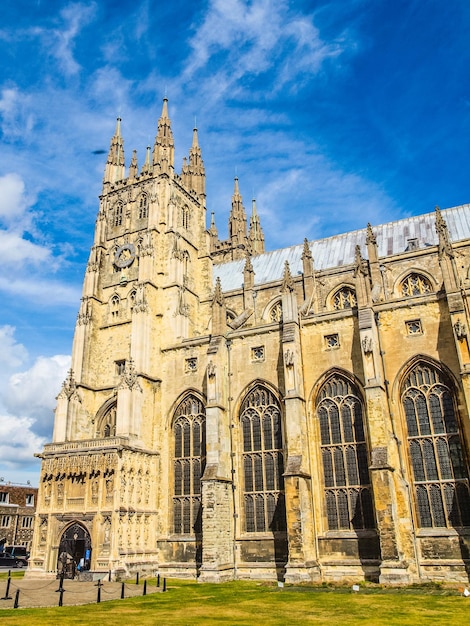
435 205 454 259
128 149 138 180
281 260 294 293
366 223 377 246
213 277 224 306
354 244 369 277
117 358 142 391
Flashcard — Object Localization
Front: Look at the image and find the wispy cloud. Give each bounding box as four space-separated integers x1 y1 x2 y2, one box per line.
182 0 347 101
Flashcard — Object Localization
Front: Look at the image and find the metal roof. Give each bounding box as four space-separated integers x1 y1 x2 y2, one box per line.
213 204 470 292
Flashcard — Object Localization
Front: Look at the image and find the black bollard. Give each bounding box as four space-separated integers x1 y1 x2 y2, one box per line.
56 572 65 592
157 573 160 588
1 576 12 600
121 582 125 599
163 577 166 592
108 569 112 582
13 589 20 609
143 580 147 596
136 572 139 585
97 585 101 603
59 588 64 607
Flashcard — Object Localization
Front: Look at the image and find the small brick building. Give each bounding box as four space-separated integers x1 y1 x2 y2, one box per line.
0 483 38 552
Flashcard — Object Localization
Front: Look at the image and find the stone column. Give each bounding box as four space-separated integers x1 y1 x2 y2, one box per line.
199 348 235 582
281 262 320 583
359 307 416 583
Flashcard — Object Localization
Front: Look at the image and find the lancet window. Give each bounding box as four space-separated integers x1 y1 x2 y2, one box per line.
316 374 375 530
181 205 190 229
138 194 148 219
110 294 120 319
240 385 286 533
173 395 206 535
114 202 123 227
402 362 470 528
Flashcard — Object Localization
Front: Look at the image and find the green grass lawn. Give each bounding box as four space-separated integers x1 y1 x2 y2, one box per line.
1 578 469 625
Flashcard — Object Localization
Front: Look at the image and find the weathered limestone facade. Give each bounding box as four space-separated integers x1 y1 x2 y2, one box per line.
30 100 470 583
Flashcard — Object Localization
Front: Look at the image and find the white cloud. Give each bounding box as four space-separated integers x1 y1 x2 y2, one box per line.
5 354 70 436
0 416 47 466
0 173 28 223
0 326 70 481
0 326 28 371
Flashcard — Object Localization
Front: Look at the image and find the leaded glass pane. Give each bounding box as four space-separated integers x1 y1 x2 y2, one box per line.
429 484 446 527
429 393 444 433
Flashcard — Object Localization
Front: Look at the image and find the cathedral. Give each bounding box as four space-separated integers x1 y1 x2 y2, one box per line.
29 99 470 584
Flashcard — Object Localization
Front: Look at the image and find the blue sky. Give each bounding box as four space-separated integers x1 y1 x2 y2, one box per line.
1 0 470 485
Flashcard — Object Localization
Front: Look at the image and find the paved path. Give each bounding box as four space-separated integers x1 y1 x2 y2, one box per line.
0 577 163 609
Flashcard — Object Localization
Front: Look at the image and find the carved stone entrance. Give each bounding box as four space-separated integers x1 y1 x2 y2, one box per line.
57 523 92 579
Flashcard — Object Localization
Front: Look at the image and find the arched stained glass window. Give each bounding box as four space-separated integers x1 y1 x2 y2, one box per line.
269 301 283 323
316 374 375 530
173 395 206 535
402 363 470 528
240 385 286 533
400 273 432 297
332 287 357 310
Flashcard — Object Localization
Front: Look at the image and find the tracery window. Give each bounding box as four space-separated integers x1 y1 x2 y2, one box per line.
173 395 206 535
316 374 375 530
332 286 357 310
269 301 283 323
402 363 470 528
400 273 432 297
97 402 116 438
138 194 148 219
114 202 123 227
240 385 286 533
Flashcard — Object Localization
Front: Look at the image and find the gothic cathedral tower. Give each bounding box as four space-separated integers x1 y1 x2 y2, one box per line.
31 100 215 577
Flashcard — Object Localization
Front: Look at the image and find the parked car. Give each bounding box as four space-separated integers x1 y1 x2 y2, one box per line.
0 551 24 568
4 545 29 565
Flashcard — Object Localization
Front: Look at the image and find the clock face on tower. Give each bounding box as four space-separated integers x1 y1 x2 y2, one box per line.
114 243 136 268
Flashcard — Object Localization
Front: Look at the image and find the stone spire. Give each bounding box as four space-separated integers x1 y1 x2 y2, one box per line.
141 145 152 176
243 252 255 290
301 238 313 277
152 97 174 174
228 177 247 249
435 206 458 291
103 117 125 185
248 199 265 255
188 126 206 198
128 149 138 181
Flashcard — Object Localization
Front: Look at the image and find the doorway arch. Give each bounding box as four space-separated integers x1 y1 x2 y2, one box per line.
57 523 92 578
